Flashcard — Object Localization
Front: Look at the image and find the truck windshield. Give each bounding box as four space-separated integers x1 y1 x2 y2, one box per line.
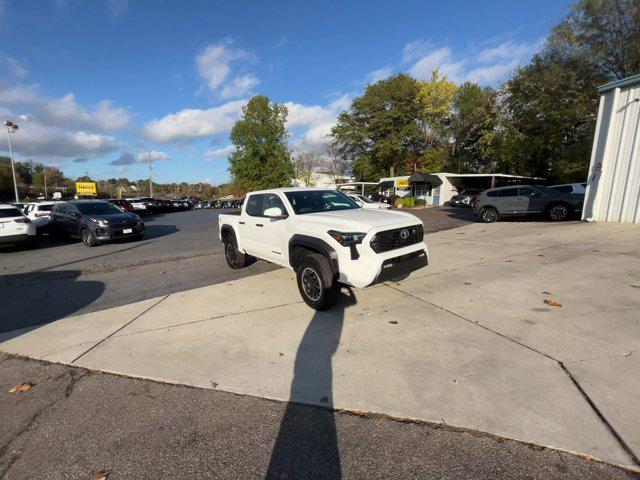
285 190 359 214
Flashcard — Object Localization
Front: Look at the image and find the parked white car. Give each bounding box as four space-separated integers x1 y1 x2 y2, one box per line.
219 188 428 310
0 204 38 248
549 183 587 195
346 193 391 210
24 201 58 230
125 198 148 214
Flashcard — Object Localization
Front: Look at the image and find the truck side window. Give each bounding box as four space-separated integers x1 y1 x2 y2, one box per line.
486 190 498 198
245 194 264 217
262 193 286 215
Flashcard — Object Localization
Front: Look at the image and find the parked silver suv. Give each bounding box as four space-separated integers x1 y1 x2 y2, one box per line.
473 185 584 223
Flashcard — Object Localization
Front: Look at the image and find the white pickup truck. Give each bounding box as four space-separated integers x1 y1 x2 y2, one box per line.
219 188 428 310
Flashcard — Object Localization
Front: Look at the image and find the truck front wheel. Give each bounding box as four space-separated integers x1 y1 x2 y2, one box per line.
296 254 338 310
223 234 247 269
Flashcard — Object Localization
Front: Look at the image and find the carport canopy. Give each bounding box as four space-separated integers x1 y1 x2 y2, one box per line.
408 172 443 185
378 180 394 189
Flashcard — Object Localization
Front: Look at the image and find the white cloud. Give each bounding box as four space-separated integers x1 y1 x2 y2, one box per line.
365 66 393 84
284 94 351 153
0 54 28 78
0 117 119 158
407 46 466 82
403 38 542 85
196 40 257 98
204 145 235 159
142 99 246 144
220 74 259 99
0 86 131 131
137 150 169 161
107 0 128 17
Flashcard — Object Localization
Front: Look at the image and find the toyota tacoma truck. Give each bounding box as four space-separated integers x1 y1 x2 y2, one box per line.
219 188 428 310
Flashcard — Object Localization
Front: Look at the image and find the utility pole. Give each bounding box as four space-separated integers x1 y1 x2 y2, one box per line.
4 120 19 203
43 170 48 198
148 151 154 197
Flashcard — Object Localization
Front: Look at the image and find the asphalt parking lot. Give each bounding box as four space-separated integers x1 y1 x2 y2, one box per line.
0 208 279 332
0 206 475 333
2 209 639 477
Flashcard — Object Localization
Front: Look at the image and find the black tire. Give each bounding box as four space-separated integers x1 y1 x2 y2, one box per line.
296 254 338 311
81 228 99 247
223 232 247 269
547 203 570 221
480 207 499 223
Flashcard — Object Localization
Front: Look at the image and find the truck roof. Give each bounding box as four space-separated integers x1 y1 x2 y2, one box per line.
248 187 337 194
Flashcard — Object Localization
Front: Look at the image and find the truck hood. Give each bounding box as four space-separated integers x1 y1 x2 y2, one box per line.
297 208 420 232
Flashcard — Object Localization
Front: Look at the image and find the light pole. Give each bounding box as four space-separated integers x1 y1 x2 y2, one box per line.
4 120 19 203
148 151 154 198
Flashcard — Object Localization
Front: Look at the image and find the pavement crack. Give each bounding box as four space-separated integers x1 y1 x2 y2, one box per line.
385 283 556 361
113 300 305 338
386 283 640 468
559 362 640 467
0 369 88 479
70 294 170 364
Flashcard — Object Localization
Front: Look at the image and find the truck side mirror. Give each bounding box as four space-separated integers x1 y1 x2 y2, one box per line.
264 207 287 218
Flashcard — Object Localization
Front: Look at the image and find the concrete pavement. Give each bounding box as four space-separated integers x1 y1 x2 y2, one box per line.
1 220 639 471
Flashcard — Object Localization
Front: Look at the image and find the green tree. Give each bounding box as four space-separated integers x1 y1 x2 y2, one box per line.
548 0 640 80
228 95 293 191
451 83 498 173
414 69 457 172
331 73 424 180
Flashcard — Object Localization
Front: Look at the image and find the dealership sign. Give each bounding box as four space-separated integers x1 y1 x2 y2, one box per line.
76 182 97 196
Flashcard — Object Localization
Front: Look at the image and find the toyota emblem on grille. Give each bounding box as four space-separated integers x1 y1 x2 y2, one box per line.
400 228 410 240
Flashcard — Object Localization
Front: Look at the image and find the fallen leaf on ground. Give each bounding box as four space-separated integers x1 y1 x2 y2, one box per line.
160 271 167 275
90 472 110 480
505 259 513 263
389 320 398 325
544 299 562 307
9 382 34 393
464 282 472 285
277 352 284 357
541 291 552 295
537 254 545 257
631 285 640 289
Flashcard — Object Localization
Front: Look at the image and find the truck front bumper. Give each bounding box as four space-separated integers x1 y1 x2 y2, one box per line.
370 249 428 285
336 242 428 288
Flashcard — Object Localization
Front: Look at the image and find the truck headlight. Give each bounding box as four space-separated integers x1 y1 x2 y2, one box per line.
327 230 366 246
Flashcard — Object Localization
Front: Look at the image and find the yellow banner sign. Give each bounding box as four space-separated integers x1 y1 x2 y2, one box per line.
396 178 409 189
76 182 97 196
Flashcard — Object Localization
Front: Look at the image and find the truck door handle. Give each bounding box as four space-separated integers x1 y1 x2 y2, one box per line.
256 223 263 227
239 221 245 225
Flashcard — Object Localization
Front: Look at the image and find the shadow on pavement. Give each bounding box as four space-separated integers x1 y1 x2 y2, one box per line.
143 224 180 240
265 288 356 480
0 270 105 335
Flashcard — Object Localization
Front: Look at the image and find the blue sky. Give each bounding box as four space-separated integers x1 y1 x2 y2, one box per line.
0 0 571 185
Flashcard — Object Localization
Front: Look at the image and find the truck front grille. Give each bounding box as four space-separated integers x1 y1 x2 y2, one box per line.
370 224 423 253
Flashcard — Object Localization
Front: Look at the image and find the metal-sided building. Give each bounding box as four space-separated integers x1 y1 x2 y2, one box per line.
583 74 640 223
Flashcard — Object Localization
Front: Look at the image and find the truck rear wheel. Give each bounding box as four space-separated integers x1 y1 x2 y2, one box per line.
223 233 247 269
296 254 338 310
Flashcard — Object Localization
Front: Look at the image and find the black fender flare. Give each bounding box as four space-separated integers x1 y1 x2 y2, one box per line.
288 234 339 280
220 224 236 243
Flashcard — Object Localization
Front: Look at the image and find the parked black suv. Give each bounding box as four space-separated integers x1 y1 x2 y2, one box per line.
473 185 584 223
50 200 145 246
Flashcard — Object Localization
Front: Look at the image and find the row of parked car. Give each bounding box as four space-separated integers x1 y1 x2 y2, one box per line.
194 199 243 209
0 199 146 249
1 196 199 250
